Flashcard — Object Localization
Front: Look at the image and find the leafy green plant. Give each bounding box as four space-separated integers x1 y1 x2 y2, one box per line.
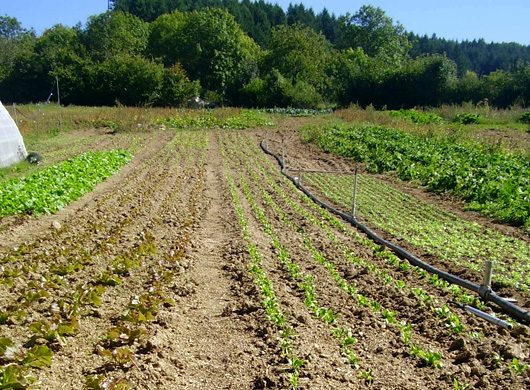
519 112 530 124
304 170 530 291
453 378 470 390
509 358 528 375
27 318 78 346
262 108 333 117
303 123 529 229
159 110 274 130
454 112 480 124
359 369 374 384
85 374 131 390
96 271 122 286
389 109 442 124
0 365 37 389
0 150 132 217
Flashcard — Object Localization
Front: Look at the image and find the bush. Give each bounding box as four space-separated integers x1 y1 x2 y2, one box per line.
93 54 164 106
519 112 530 124
454 112 480 125
389 109 442 124
241 70 324 109
158 63 200 106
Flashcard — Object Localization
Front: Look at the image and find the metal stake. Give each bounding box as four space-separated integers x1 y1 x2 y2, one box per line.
56 76 61 106
483 260 493 289
352 164 358 218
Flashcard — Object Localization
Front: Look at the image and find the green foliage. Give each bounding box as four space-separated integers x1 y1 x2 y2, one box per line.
0 365 36 389
0 15 35 86
93 54 164 106
2 5 530 108
264 24 334 95
389 109 442 124
384 55 457 107
454 112 480 124
85 374 131 390
262 108 333 116
0 150 132 217
243 70 325 109
338 5 410 67
308 170 530 290
158 63 200 106
519 112 530 124
34 25 92 104
509 358 529 375
305 124 530 228
83 11 149 60
148 9 259 101
160 110 273 129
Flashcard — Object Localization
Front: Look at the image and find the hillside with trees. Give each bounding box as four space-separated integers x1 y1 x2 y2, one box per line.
0 1 529 108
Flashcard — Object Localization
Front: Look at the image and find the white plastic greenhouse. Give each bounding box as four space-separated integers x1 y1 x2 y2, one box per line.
0 101 27 168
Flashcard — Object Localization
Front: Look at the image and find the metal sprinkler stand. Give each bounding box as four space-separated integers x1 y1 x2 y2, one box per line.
466 260 513 330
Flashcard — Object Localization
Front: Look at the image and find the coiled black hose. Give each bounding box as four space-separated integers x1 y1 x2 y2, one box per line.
260 140 530 326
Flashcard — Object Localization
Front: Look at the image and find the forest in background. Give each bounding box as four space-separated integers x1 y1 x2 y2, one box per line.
0 0 529 108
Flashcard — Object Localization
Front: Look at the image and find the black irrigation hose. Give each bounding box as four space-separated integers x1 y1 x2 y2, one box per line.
260 140 530 326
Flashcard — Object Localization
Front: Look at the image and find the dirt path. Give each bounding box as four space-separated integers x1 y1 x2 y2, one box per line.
160 132 269 389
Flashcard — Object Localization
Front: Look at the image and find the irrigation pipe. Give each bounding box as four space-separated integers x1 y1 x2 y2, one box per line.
463 305 513 330
260 140 530 326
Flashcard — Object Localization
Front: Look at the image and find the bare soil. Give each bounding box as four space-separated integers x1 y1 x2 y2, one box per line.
1 124 529 389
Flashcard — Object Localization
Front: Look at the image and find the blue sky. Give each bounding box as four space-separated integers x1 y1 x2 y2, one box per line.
1 0 529 45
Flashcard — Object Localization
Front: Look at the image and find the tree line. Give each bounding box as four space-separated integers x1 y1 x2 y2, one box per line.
114 0 530 76
0 2 529 108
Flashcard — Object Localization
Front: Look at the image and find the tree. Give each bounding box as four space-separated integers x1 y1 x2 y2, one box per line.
382 55 457 107
0 15 27 39
91 54 164 106
453 71 485 104
0 16 35 86
334 47 375 106
148 8 260 102
338 5 410 68
82 11 149 60
264 24 334 95
318 8 339 44
158 63 200 106
34 25 91 104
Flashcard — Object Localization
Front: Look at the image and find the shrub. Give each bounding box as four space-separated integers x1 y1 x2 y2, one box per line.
389 109 442 124
454 112 480 124
519 112 530 124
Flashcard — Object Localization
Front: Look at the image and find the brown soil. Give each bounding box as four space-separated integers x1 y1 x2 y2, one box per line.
256 120 530 304
1 125 529 390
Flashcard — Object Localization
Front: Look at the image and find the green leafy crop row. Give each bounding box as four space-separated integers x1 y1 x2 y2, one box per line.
0 150 132 217
303 124 529 229
262 108 333 117
304 172 530 291
159 110 274 129
389 109 442 124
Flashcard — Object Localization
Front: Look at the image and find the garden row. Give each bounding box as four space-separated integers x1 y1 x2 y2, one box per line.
220 130 530 389
0 130 209 388
302 171 530 294
302 123 529 229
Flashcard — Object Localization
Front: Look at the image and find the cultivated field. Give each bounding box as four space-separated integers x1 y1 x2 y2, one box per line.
1 106 529 389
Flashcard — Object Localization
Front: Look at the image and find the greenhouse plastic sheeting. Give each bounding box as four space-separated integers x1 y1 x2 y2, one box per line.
0 101 27 168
